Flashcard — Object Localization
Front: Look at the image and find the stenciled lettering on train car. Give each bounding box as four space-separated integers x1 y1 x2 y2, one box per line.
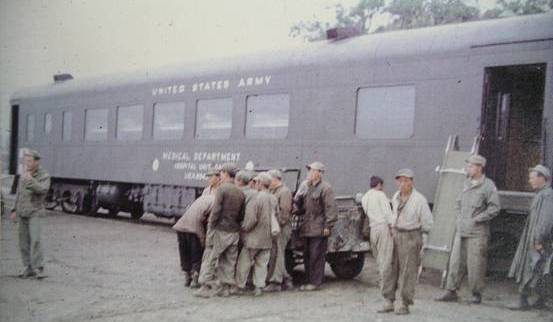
153 151 241 181
151 74 272 97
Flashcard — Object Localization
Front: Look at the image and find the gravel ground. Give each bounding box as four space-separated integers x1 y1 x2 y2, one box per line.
1 204 552 322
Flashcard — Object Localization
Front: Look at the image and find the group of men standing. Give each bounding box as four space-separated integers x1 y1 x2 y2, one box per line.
362 154 552 314
173 161 337 297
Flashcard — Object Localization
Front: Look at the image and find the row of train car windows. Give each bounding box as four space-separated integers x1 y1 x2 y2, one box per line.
24 85 415 142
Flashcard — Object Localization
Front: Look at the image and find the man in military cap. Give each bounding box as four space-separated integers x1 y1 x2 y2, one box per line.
508 165 553 310
265 169 294 292
294 161 337 291
195 163 245 297
10 149 51 278
436 154 500 305
384 169 433 315
234 173 277 296
235 170 257 206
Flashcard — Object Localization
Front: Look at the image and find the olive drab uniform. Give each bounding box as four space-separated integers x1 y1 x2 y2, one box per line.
12 166 51 272
267 182 293 285
445 175 500 295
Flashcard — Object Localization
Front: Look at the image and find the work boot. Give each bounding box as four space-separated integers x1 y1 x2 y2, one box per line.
183 271 191 287
216 284 230 297
394 303 409 315
263 283 282 292
253 287 263 297
471 292 482 304
299 284 319 291
507 294 530 311
193 285 214 298
435 290 458 302
189 272 200 289
283 278 294 290
376 299 394 313
35 267 46 279
18 267 36 279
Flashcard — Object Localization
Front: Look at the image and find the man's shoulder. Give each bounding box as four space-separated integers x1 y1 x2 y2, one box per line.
412 189 429 204
36 167 50 178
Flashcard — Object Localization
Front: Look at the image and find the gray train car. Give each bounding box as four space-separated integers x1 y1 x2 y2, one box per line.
8 13 553 272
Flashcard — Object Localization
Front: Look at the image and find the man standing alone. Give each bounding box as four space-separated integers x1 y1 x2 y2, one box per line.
10 149 51 278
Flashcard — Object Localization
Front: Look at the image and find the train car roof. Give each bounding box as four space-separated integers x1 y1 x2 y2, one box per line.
10 12 553 102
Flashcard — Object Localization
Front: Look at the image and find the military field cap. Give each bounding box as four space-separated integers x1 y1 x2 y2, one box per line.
253 172 272 185
24 149 40 160
220 163 239 176
267 169 283 180
395 168 414 179
206 166 220 176
306 161 325 172
235 170 253 183
529 164 551 179
466 154 486 167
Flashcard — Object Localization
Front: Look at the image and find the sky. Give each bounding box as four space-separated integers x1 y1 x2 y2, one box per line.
0 0 498 159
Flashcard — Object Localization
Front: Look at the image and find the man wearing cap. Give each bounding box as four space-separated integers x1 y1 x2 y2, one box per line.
508 165 553 310
235 170 257 206
361 176 395 311
173 169 219 288
436 155 500 305
234 173 277 296
10 149 51 279
385 168 433 315
295 161 337 291
265 169 294 292
195 163 245 297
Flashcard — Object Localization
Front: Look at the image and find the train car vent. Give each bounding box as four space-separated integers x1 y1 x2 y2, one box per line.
53 73 74 83
326 26 363 40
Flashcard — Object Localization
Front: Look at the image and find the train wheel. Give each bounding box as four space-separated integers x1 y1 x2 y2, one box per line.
61 191 80 214
328 252 365 279
285 249 302 276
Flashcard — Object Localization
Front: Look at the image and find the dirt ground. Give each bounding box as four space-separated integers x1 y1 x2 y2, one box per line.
1 207 552 322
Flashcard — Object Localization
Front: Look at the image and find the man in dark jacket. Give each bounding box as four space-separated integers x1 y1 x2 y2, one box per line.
508 165 553 310
195 163 245 298
294 161 337 291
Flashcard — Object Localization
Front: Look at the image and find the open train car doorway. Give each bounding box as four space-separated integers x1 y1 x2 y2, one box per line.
480 64 546 192
9 105 19 175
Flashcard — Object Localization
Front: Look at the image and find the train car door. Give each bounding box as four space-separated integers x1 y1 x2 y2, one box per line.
9 104 19 175
479 64 546 192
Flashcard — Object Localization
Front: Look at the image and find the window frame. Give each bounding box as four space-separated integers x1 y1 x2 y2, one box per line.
115 104 144 141
152 101 186 140
194 97 234 140
84 108 110 142
244 93 290 140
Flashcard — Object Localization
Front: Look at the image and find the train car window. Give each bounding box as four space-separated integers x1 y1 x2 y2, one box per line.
355 85 415 139
44 113 53 135
116 105 144 141
195 98 233 139
85 108 109 141
62 111 72 142
153 101 185 140
26 114 35 142
245 94 289 139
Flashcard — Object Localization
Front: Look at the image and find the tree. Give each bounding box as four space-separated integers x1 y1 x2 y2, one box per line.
483 0 551 17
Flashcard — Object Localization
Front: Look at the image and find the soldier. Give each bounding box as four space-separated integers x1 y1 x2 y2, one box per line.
9 149 51 279
387 169 433 315
195 163 245 298
295 161 337 291
508 165 553 310
172 168 219 288
235 170 257 205
264 169 294 292
361 176 395 312
436 155 500 305
234 173 277 296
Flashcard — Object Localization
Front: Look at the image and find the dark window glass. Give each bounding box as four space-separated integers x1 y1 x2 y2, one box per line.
62 111 72 142
356 85 415 139
195 98 232 139
85 108 108 141
246 94 289 139
153 102 185 140
116 105 143 141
